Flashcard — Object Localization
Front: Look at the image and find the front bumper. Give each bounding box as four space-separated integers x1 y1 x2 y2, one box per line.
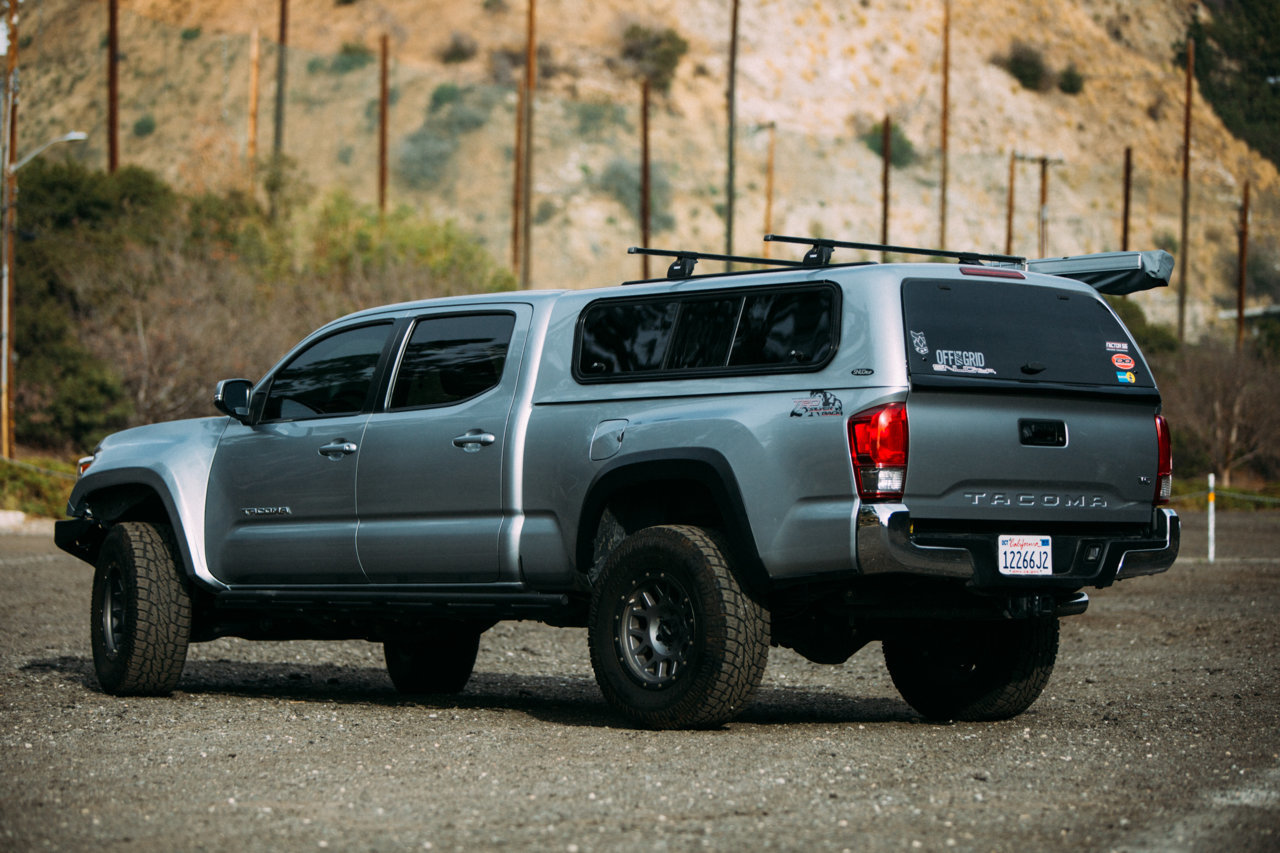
855 505 1180 589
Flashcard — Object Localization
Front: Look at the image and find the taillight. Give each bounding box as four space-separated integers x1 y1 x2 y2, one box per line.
1154 414 1172 504
849 403 908 501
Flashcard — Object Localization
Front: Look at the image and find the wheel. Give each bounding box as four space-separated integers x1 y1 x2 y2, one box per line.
882 617 1059 721
588 524 769 729
90 522 192 696
384 623 482 695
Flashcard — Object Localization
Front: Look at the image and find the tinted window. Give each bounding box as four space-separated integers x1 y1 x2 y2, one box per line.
577 285 838 380
388 313 516 409
264 323 392 420
902 278 1153 389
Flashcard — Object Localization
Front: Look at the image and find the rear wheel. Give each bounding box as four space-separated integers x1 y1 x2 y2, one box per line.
91 522 191 695
588 524 769 729
883 617 1059 721
384 623 482 695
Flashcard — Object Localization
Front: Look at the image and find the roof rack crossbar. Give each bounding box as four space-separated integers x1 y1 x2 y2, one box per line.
627 246 804 281
765 234 1026 266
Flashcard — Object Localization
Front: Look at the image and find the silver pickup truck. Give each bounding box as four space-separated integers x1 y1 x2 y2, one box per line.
56 236 1180 729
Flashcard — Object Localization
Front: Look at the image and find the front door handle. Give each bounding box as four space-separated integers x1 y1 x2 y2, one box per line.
452 429 497 453
318 439 358 459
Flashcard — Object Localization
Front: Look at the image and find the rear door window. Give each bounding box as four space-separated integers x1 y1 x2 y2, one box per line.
902 277 1153 390
577 284 838 381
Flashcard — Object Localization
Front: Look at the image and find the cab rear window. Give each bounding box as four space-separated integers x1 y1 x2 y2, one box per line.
576 284 838 381
902 278 1153 389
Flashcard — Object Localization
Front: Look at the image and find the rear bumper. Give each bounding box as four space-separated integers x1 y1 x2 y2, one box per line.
855 505 1179 589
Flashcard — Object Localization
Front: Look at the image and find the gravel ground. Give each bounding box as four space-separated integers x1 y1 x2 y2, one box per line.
1 510 1277 852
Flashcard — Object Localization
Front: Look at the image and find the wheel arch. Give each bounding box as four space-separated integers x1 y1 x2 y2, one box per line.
576 449 768 597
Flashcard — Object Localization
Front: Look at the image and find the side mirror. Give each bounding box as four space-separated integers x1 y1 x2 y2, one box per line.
213 379 253 423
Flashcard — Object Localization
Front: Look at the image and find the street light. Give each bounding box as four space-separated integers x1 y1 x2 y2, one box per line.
1 130 88 458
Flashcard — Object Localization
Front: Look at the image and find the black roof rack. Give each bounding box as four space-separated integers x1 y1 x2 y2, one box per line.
764 234 1026 266
626 246 804 281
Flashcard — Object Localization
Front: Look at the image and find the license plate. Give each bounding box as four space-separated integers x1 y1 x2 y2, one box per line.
998 535 1053 576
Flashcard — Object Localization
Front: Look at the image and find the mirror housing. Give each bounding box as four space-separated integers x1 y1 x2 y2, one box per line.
213 379 253 423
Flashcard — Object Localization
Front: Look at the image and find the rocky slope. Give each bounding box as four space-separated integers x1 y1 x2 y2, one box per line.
15 0 1277 331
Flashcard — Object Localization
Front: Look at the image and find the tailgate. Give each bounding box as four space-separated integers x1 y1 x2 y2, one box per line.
905 391 1160 523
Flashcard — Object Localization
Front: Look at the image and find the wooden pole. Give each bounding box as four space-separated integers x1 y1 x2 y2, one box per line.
939 0 950 248
511 78 524 275
1004 150 1016 256
1038 156 1049 258
640 77 651 279
1236 180 1250 352
519 0 536 289
273 0 288 158
1177 37 1194 341
108 0 118 173
1121 146 1132 251
378 33 389 218
762 123 775 258
880 115 891 262
1 0 17 458
725 0 739 267
247 28 259 181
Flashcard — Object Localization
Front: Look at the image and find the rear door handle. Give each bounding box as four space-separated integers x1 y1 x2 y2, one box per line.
453 429 497 453
318 440 359 459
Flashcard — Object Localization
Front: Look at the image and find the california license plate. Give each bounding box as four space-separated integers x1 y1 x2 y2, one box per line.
998 535 1053 576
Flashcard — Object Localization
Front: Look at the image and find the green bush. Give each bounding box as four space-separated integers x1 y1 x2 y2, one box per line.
430 82 463 113
622 25 688 92
862 121 917 169
329 42 375 74
598 158 675 232
440 32 477 64
1000 42 1050 91
0 456 77 517
132 113 156 138
1057 63 1084 95
180 27 202 41
570 100 629 139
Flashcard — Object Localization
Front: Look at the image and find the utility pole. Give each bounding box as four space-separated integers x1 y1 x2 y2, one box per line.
519 0 536 289
880 115 891 261
1 0 16 457
1236 180 1250 352
273 0 288 159
247 28 259 181
1121 146 1132 251
1004 150 1016 256
725 0 739 267
939 0 951 248
511 78 524 276
640 78 651 279
107 0 118 172
1177 37 1194 342
762 123 776 258
378 33 389 218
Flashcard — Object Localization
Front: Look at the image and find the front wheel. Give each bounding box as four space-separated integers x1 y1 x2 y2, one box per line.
882 617 1059 721
588 524 769 729
90 522 192 696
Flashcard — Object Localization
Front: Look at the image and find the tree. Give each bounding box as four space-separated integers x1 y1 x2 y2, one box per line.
1156 342 1280 486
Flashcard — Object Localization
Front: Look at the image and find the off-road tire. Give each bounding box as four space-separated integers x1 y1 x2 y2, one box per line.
384 624 482 695
91 522 192 696
588 524 769 729
883 616 1059 721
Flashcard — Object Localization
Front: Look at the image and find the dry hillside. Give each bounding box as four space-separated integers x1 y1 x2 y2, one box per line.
14 0 1278 333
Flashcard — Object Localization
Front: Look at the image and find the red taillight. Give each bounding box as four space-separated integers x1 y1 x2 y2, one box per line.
1154 414 1173 504
849 403 908 501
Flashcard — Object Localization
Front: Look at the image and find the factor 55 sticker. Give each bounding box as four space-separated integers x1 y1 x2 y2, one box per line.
1111 353 1135 370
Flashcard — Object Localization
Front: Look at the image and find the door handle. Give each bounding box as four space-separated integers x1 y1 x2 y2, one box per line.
318 439 359 459
452 429 497 453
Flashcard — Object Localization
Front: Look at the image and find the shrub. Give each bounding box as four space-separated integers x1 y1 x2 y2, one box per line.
430 82 463 113
440 32 478 64
999 42 1050 91
621 25 688 92
570 100 629 139
132 113 156 138
396 129 457 189
598 158 675 232
1057 63 1084 94
329 41 375 74
180 27 202 41
862 121 917 169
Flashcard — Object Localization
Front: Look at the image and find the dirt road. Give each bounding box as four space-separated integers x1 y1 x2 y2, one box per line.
2 511 1277 851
